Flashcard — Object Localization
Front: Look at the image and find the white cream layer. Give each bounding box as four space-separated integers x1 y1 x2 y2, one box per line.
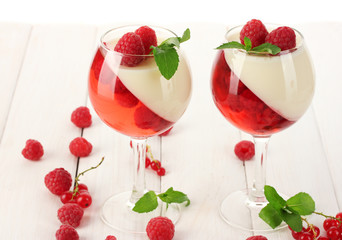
104 40 192 122
224 32 315 121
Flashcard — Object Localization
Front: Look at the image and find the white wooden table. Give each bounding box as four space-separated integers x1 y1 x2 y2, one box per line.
0 22 341 240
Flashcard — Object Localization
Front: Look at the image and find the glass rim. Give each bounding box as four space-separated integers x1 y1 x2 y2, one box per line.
99 24 178 57
225 24 305 55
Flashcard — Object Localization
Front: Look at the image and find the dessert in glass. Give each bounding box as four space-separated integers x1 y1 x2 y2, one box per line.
88 25 192 233
211 19 315 231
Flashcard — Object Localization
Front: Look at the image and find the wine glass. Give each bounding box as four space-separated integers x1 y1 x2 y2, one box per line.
88 25 192 233
211 24 315 231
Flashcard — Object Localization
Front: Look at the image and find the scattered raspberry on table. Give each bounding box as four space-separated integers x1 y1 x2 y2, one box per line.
105 235 117 240
57 203 84 228
69 137 93 157
21 139 44 161
56 224 79 240
71 106 92 128
146 216 175 240
44 168 72 195
246 236 268 240
234 140 255 161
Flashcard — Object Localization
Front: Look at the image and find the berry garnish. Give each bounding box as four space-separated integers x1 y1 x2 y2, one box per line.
260 185 342 240
76 191 92 208
114 32 145 67
69 137 93 157
265 26 296 51
145 156 151 168
246 236 268 240
151 28 190 80
71 106 92 128
21 139 44 161
146 216 175 240
240 19 268 48
57 203 84 228
135 26 157 55
56 224 79 240
60 191 76 204
44 168 72 196
71 157 104 207
105 236 117 240
157 167 166 176
150 160 161 171
234 140 255 161
133 187 190 213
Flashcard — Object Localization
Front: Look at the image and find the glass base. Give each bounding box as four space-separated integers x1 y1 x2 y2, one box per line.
101 191 181 233
219 189 287 232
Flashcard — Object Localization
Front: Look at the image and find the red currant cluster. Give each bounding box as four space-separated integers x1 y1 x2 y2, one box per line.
129 141 166 176
288 212 342 240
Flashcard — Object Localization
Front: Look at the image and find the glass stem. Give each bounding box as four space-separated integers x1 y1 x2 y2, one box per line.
249 136 271 203
129 138 147 205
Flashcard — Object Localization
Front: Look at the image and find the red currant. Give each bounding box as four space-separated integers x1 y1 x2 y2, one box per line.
77 183 88 192
306 225 320 238
151 160 161 171
299 232 313 240
324 218 340 231
157 167 166 176
76 191 92 208
291 230 303 240
317 237 329 240
336 212 342 220
60 191 76 204
327 226 340 240
145 157 151 168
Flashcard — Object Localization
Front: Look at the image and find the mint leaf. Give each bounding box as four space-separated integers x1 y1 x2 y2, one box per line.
132 191 158 213
158 187 190 206
216 41 245 50
244 37 252 51
160 37 180 48
179 28 190 43
153 46 179 80
251 43 281 55
264 185 287 210
259 203 283 229
286 192 315 216
279 209 303 232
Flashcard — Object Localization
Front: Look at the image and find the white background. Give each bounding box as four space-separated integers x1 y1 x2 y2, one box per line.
1 0 341 25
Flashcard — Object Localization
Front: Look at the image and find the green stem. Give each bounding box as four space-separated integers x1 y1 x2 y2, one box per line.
313 211 342 223
72 157 105 198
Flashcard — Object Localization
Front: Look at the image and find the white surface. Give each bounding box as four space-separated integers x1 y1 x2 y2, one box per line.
1 0 342 25
0 21 342 240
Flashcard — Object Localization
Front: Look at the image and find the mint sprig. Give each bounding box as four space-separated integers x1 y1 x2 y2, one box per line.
151 28 190 80
216 37 281 55
132 187 190 213
259 185 315 232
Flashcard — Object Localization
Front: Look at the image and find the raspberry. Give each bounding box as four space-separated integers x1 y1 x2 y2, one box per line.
240 19 268 48
135 26 157 54
71 106 92 128
57 203 84 228
56 224 79 240
114 79 139 108
246 236 268 240
234 140 255 161
134 105 161 130
114 32 145 66
265 26 296 51
105 236 117 240
146 216 175 240
44 168 72 195
69 137 92 157
21 139 44 161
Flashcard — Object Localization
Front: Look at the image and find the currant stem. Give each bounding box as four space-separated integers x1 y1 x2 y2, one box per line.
147 144 160 169
72 157 105 198
301 217 318 240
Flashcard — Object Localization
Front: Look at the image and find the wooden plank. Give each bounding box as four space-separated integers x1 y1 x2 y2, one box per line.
299 22 342 210
0 24 97 239
0 22 32 139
